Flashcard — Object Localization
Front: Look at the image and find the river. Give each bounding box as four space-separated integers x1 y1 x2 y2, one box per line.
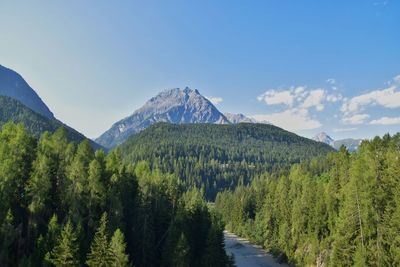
224 231 289 267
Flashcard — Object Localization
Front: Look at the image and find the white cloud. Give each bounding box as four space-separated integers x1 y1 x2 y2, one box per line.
326 78 336 85
370 116 400 125
257 89 295 106
295 86 306 94
326 93 343 103
333 127 357 133
257 86 334 111
341 75 400 114
394 75 400 83
251 108 322 131
256 85 346 131
341 86 400 113
373 0 388 6
301 89 325 111
208 97 223 105
342 114 370 125
255 75 400 132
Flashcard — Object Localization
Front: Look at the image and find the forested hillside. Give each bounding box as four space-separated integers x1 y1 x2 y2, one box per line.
118 122 334 199
0 64 54 119
0 95 101 149
0 122 234 267
216 133 400 266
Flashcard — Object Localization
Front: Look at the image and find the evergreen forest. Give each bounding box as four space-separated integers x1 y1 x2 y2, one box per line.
0 122 234 267
216 133 400 266
119 123 334 200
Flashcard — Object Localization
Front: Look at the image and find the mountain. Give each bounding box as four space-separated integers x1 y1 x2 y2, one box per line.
313 132 362 151
313 132 335 146
0 65 54 119
96 87 230 148
0 65 102 149
0 95 102 149
119 122 335 199
224 113 255 123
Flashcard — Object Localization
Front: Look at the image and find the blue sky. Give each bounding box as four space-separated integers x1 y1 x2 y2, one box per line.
0 1 399 139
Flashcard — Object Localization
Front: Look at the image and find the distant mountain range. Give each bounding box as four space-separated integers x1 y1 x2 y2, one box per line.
224 113 255 123
0 65 101 149
96 87 234 148
313 132 362 151
1 64 365 153
97 87 366 150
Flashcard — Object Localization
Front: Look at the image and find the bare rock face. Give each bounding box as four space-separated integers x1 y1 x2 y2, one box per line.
313 132 335 146
313 131 362 151
224 113 256 124
96 87 230 148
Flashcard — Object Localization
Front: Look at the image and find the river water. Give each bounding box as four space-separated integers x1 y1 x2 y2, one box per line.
224 231 290 267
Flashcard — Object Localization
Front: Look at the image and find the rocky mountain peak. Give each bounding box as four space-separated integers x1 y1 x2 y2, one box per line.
96 87 230 148
313 132 335 146
224 113 255 124
313 132 363 152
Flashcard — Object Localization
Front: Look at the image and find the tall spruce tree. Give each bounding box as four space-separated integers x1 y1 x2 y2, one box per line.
48 220 80 267
86 212 113 267
109 229 130 267
0 210 17 266
172 233 191 267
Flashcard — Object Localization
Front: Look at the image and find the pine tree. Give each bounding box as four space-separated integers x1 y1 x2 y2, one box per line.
173 233 191 267
109 229 129 267
87 157 106 233
86 212 113 267
35 214 60 266
26 133 54 232
0 210 17 266
48 220 80 267
0 123 34 223
66 140 93 225
202 213 231 267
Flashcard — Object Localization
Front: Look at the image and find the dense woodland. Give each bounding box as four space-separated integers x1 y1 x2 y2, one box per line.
216 133 400 266
3 117 400 266
119 123 333 199
0 122 234 267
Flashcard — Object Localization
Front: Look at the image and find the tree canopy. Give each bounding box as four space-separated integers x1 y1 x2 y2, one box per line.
216 134 400 266
0 122 234 267
119 122 334 199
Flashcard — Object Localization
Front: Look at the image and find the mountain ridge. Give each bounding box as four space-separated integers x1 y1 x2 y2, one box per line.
0 95 102 149
313 131 362 151
0 65 54 119
96 87 230 148
0 64 102 149
224 113 255 123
